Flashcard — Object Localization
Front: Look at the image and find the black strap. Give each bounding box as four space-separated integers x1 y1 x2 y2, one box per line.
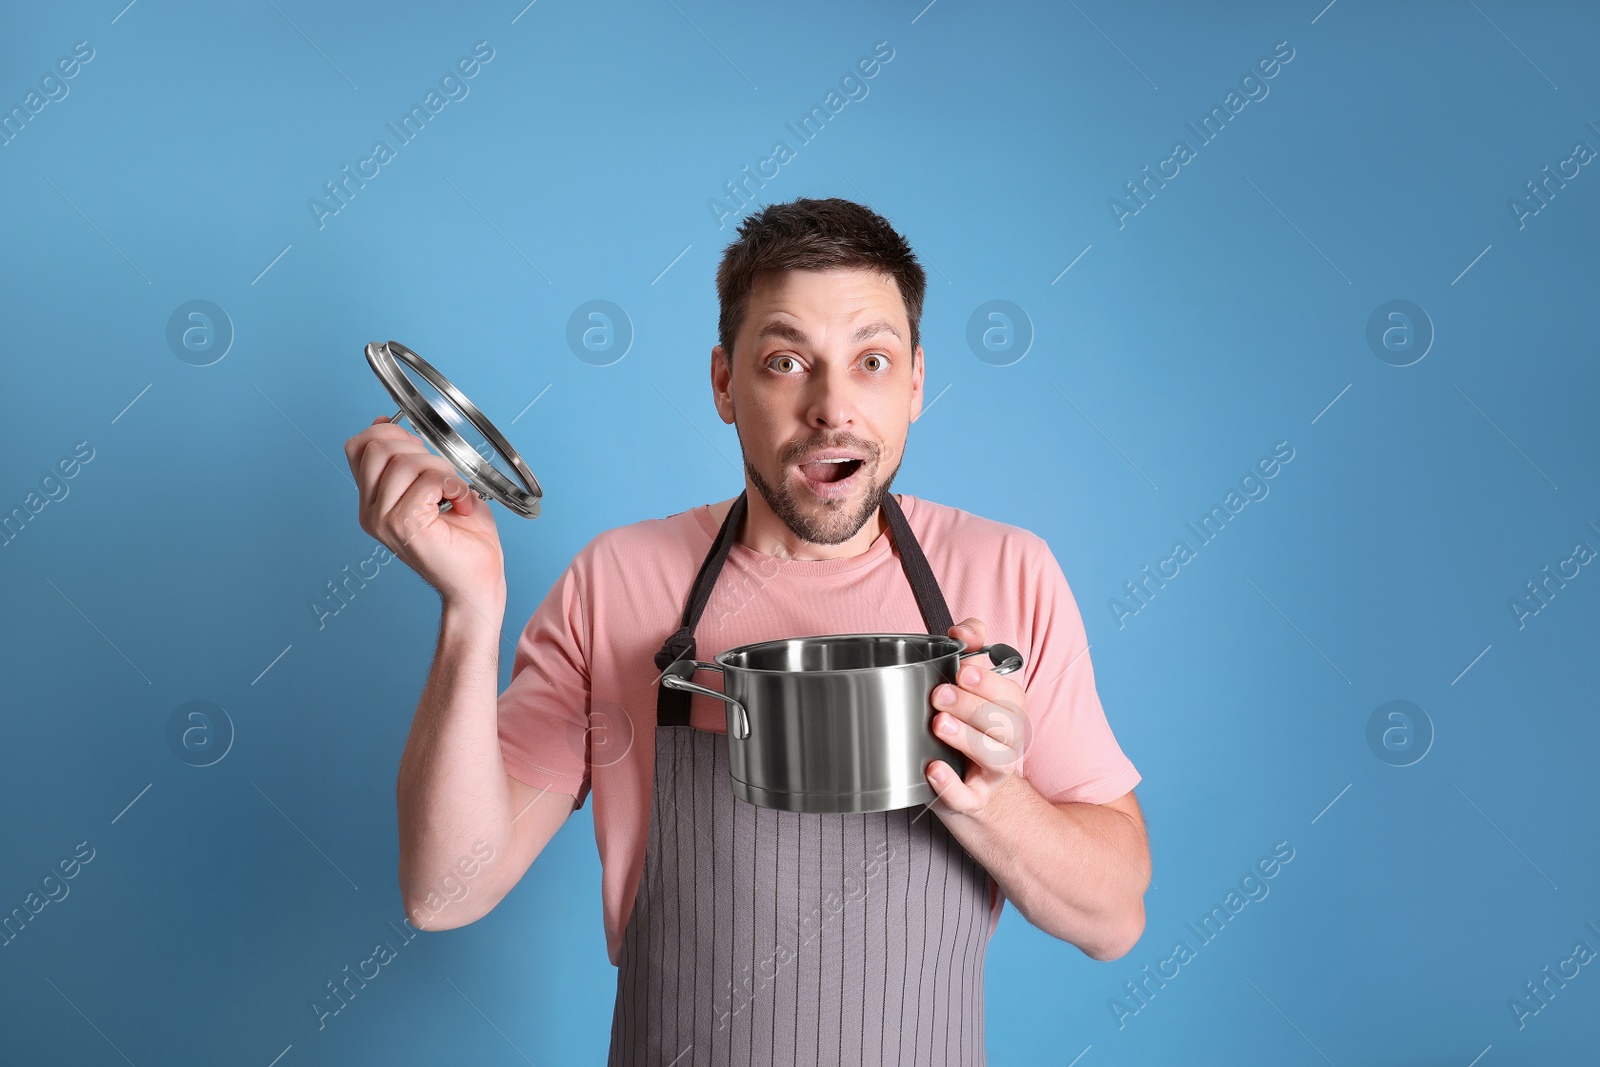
653 493 749 726
881 490 954 637
655 491 953 727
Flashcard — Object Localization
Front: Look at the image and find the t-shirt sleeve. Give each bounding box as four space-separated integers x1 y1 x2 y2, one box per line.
496 542 594 808
1015 537 1141 806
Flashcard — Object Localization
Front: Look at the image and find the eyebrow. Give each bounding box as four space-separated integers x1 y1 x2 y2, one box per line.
754 318 903 347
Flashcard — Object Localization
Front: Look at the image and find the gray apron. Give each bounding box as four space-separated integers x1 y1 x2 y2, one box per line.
607 490 992 1065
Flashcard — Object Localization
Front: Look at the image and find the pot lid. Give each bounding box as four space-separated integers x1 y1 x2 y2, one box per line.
364 339 543 518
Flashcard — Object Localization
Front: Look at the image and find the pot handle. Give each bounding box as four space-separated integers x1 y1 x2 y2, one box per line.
958 642 1024 676
660 660 751 739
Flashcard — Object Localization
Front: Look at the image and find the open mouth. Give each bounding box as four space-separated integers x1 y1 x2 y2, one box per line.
797 457 866 496
799 458 863 483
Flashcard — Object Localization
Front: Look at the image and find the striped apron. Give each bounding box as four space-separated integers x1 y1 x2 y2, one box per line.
607 490 993 1065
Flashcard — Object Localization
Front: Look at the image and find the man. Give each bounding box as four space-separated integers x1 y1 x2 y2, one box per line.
345 197 1150 1064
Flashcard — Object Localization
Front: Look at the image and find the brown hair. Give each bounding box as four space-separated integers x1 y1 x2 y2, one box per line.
715 197 926 367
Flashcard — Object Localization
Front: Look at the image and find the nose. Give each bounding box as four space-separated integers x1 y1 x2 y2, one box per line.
803 360 859 432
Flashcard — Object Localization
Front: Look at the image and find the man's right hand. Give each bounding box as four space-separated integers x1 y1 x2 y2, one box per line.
344 416 507 609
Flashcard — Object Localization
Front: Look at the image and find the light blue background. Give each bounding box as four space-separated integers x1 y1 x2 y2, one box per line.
2 0 1597 1063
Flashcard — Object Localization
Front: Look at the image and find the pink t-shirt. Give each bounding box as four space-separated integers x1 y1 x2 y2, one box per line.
497 494 1140 966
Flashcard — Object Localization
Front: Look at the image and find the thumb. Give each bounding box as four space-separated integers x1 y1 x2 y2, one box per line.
440 474 479 516
950 617 984 650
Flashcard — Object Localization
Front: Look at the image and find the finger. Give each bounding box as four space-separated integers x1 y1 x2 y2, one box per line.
934 707 1021 773
948 617 986 650
345 425 379 474
439 470 478 517
925 759 978 811
386 466 454 550
372 451 455 525
347 418 416 457
357 434 434 503
952 657 1026 712
933 681 1024 749
935 662 1025 726
348 425 426 499
355 438 415 519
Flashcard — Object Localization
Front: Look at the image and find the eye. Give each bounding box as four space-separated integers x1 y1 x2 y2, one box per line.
769 354 800 374
863 353 889 372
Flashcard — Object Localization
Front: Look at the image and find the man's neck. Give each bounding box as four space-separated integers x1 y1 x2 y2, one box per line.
711 491 892 562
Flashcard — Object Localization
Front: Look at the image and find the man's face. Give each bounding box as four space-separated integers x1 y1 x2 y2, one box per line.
711 266 924 546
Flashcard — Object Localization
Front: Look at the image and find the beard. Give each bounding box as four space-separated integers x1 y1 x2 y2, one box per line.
743 446 902 547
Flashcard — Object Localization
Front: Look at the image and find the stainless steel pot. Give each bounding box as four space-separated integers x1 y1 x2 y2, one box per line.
660 633 1023 814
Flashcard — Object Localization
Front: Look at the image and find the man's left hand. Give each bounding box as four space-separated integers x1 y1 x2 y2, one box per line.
924 616 1028 820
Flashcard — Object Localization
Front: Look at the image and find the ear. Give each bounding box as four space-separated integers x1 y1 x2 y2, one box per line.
909 344 925 423
711 344 735 425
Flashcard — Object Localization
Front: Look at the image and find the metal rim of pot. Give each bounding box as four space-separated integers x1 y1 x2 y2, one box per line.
659 634 1024 740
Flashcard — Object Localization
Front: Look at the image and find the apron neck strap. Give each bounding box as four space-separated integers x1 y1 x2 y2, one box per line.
880 490 955 637
653 490 749 678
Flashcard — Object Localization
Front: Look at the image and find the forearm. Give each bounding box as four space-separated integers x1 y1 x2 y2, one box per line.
395 597 515 923
939 774 1149 960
